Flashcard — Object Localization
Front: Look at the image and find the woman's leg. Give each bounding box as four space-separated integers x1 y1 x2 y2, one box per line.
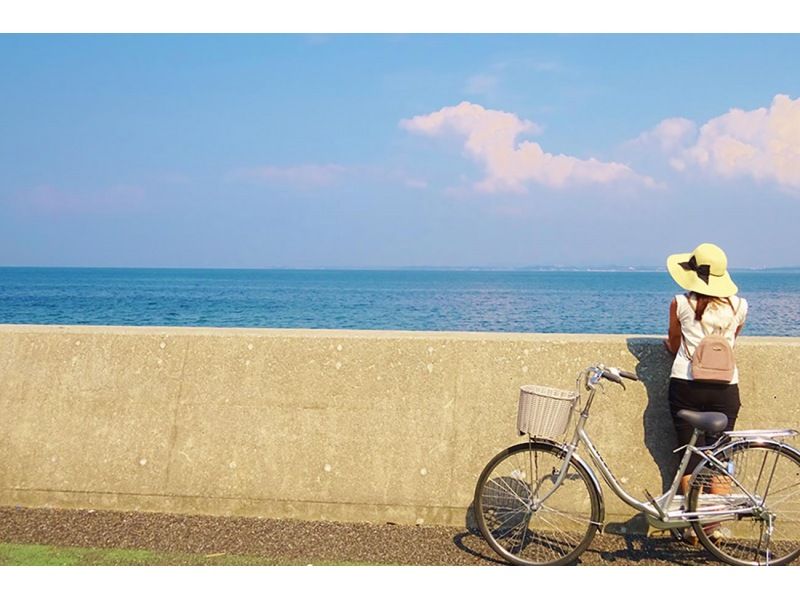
707 384 741 495
668 378 700 495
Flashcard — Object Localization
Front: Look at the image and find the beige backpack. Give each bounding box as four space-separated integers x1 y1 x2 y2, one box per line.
683 298 740 383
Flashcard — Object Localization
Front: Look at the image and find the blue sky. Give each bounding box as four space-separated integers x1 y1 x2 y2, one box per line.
1 34 800 268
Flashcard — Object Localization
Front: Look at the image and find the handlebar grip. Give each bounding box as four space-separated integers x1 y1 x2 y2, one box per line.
619 370 638 381
602 370 624 384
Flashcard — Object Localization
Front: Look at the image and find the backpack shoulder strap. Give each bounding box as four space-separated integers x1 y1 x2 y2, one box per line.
679 293 696 359
720 297 740 333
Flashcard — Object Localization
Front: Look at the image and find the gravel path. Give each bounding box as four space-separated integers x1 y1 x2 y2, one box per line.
0 506 738 566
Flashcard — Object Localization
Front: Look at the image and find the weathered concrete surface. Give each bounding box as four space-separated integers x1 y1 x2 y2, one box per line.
1 324 798 529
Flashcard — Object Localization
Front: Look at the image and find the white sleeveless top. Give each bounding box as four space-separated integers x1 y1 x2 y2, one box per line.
671 293 748 383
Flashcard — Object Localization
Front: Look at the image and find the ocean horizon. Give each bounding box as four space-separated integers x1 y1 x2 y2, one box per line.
1 266 799 336
2 265 799 272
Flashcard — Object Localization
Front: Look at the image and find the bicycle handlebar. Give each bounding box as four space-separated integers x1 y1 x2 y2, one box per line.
602 369 624 385
587 365 639 390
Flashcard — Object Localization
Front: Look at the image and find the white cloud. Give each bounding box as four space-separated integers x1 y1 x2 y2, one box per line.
630 117 697 153
400 101 654 193
678 94 800 189
639 94 800 190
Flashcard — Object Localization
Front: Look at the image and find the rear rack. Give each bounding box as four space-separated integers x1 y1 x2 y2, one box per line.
723 429 799 440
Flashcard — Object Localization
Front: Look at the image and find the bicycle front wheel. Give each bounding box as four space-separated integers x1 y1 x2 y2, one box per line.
688 440 800 566
474 441 602 566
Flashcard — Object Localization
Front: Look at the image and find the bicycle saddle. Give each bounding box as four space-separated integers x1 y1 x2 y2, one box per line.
676 409 728 433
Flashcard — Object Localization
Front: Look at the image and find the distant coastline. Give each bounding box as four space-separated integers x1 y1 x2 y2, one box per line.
1 265 799 273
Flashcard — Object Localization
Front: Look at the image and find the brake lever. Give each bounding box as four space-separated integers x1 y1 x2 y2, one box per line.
604 367 626 390
586 369 603 390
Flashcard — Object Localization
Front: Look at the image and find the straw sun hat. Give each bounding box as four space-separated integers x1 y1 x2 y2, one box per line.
666 243 738 298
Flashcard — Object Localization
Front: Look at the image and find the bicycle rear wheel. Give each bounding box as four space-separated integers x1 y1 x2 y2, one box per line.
687 440 800 565
474 441 602 566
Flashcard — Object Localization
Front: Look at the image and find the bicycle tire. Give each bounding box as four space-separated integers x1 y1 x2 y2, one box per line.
474 440 603 566
687 439 800 566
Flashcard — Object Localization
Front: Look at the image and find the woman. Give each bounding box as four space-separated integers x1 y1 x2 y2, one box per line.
663 243 748 496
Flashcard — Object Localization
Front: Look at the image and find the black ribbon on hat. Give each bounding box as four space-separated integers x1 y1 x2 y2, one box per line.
679 255 710 284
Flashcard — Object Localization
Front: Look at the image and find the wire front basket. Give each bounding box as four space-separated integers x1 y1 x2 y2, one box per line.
517 384 579 439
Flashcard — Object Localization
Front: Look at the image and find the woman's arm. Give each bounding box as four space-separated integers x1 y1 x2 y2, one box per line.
734 297 746 338
664 298 681 354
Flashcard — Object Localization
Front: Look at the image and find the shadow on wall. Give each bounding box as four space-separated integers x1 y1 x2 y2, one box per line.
626 337 678 493
456 338 683 558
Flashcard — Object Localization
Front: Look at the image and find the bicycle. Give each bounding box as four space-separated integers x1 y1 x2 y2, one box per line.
473 364 800 566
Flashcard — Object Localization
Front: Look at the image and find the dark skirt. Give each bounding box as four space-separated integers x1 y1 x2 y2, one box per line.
668 377 741 472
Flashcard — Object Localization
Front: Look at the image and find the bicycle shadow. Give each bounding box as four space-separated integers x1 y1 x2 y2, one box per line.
579 532 718 566
452 504 507 565
602 338 679 541
625 336 679 493
454 502 715 566
455 339 695 564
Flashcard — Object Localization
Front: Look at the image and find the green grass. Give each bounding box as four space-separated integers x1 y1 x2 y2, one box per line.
0 543 375 566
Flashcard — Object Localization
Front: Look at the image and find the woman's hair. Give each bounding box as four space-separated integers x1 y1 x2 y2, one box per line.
689 292 734 321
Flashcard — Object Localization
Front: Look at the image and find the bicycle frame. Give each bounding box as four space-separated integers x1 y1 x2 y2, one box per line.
536 379 799 530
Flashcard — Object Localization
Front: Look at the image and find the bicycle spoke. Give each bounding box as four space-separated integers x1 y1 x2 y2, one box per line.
537 503 595 527
489 507 531 530
485 477 531 507
476 443 600 565
689 442 800 566
758 482 800 507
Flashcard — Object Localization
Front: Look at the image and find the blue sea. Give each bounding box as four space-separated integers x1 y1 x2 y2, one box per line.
0 267 799 336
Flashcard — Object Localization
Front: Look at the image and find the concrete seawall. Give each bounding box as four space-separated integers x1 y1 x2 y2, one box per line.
1 324 799 529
